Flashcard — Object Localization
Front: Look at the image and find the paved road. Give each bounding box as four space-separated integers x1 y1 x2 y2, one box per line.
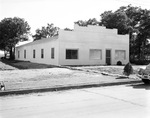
0 84 150 118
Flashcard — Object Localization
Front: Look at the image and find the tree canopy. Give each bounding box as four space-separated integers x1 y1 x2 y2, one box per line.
1 5 150 63
100 10 129 34
100 5 150 64
64 28 73 31
32 23 59 41
75 18 100 26
0 17 30 59
74 5 150 64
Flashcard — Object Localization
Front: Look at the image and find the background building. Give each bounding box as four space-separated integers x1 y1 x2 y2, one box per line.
15 24 129 66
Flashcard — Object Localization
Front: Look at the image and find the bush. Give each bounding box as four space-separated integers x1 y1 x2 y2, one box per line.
123 62 133 76
117 61 122 65
131 59 149 65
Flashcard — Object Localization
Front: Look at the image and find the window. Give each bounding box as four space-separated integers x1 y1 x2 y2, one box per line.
90 49 102 60
24 50 26 59
18 51 20 58
41 49 44 58
33 50 36 58
115 50 126 60
66 49 78 59
51 48 54 59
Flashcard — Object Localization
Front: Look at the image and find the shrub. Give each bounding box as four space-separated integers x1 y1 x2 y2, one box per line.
123 62 133 76
117 61 122 65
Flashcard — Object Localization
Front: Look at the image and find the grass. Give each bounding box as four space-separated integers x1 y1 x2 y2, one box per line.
0 59 142 92
0 59 141 75
1 59 57 69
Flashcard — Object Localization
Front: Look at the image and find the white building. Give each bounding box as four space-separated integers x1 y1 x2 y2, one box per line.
15 24 129 66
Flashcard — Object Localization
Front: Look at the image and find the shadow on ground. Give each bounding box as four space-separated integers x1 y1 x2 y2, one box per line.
128 83 150 90
1 59 57 69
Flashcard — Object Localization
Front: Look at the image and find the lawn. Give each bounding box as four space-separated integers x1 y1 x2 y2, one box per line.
1 59 57 69
0 59 143 92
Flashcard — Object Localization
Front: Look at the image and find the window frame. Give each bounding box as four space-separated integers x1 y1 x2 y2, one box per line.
66 49 79 60
24 50 26 59
115 50 126 60
89 49 102 60
41 49 44 58
33 49 36 58
18 51 20 58
51 48 55 59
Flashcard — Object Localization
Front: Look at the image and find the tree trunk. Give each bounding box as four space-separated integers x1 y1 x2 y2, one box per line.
9 46 15 60
4 50 7 59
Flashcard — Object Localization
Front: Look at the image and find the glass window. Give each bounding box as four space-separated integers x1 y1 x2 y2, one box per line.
41 49 44 58
24 50 26 59
90 49 102 60
18 51 20 58
51 48 54 59
33 50 36 58
115 50 126 60
66 49 78 59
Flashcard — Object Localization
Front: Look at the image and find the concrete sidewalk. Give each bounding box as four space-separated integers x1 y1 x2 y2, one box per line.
0 68 142 96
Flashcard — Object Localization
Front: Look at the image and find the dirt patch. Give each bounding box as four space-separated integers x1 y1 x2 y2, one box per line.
0 68 106 90
75 66 141 75
87 67 123 74
0 61 142 91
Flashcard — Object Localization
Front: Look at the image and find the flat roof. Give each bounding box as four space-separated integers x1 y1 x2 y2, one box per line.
16 36 59 48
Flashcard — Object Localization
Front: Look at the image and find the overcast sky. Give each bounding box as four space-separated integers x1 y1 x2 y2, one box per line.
0 0 150 34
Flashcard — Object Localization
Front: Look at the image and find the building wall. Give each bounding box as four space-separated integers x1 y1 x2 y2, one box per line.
58 24 129 65
15 37 59 65
15 24 129 66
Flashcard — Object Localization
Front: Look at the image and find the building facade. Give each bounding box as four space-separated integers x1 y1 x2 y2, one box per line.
15 24 129 66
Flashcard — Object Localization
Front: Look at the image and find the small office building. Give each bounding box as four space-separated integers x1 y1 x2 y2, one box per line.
15 24 129 65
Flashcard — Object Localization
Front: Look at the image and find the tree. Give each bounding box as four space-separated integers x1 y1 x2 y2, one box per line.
100 5 150 64
0 17 30 59
74 18 99 26
100 10 129 34
33 23 59 41
64 28 73 31
74 20 88 26
87 18 99 25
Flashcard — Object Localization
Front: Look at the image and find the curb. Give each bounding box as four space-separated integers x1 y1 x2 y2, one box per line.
0 80 142 96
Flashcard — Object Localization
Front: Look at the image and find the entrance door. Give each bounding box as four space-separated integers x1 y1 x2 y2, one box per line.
106 49 111 65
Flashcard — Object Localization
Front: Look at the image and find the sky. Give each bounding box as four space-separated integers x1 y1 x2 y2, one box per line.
0 0 150 35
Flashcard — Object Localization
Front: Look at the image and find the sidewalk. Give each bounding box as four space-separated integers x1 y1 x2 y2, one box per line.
0 67 142 96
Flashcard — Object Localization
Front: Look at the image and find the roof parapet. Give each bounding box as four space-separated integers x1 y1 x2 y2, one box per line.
74 24 118 34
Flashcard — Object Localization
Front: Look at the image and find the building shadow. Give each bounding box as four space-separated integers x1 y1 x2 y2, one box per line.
127 83 150 90
0 59 57 69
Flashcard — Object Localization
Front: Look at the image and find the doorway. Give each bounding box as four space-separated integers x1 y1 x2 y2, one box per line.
106 49 111 65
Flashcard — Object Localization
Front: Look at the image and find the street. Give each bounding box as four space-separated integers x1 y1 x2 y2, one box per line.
0 84 150 118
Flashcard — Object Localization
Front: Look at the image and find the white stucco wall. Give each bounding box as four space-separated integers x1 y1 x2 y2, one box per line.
15 24 129 66
15 37 59 65
58 24 129 65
